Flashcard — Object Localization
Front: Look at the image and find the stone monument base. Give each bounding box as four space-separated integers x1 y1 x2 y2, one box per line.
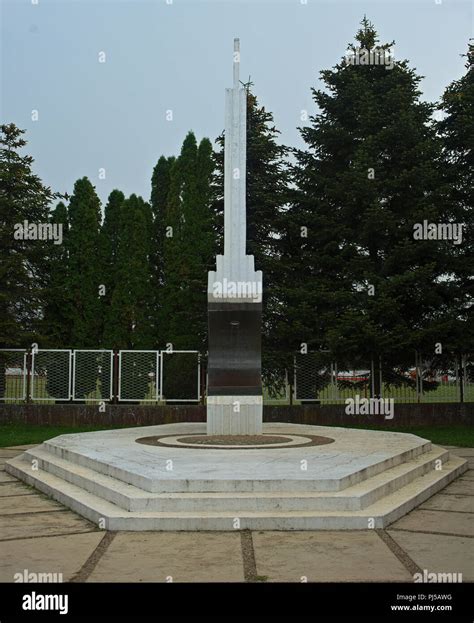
5 423 467 531
206 396 263 435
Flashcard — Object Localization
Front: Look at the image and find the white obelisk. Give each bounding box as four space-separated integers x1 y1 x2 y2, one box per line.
207 39 263 435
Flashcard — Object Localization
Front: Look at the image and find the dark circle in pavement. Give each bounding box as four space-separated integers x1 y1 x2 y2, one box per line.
135 433 335 450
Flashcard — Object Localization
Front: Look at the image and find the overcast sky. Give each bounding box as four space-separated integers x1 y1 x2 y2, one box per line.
1 0 472 206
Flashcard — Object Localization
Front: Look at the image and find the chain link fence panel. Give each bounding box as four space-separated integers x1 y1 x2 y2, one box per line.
294 352 340 402
160 350 200 402
119 350 159 402
0 349 27 402
31 349 71 402
72 350 113 402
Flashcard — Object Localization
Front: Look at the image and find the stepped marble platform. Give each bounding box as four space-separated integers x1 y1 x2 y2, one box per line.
5 423 468 531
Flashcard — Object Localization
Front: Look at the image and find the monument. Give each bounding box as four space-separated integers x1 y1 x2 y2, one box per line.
4 41 467 533
206 39 263 435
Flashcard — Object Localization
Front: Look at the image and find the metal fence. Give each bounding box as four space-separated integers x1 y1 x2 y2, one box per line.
118 350 160 402
0 349 27 402
0 348 472 405
72 350 113 402
31 349 72 402
0 349 201 404
292 353 474 404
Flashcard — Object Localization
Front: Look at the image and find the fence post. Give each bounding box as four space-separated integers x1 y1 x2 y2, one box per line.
112 350 119 404
370 359 375 398
293 356 297 403
25 350 32 404
459 354 465 404
415 351 422 403
199 353 204 405
379 356 383 399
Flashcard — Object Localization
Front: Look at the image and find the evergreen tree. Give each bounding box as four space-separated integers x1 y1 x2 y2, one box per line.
436 41 474 357
150 155 175 345
0 124 55 347
181 136 216 348
103 194 153 349
66 177 102 347
284 18 448 386
100 189 125 320
160 132 216 350
42 201 70 347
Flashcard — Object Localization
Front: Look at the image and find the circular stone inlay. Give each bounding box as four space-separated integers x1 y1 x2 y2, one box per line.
180 435 291 446
136 433 335 450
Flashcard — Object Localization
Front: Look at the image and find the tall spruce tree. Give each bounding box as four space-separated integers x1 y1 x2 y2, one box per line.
103 194 153 349
66 177 103 347
0 124 55 347
283 18 449 385
214 89 290 390
436 42 474 358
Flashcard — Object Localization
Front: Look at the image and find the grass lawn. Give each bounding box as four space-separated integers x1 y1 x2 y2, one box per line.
0 422 473 448
324 424 474 447
0 424 128 448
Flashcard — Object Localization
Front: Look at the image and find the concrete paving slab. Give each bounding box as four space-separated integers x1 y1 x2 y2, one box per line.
0 532 104 582
5 445 39 451
390 509 474 537
420 494 474 513
449 448 474 457
0 494 65 515
88 532 244 582
0 450 24 459
440 480 473 496
388 530 473 581
0 471 17 483
0 511 97 541
0 483 35 497
460 471 474 480
252 531 411 582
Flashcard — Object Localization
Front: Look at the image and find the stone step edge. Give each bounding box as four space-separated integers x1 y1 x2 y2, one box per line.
18 445 449 513
5 455 467 530
39 439 432 493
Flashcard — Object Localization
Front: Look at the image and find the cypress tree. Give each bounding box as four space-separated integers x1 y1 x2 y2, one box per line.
42 201 70 347
100 189 125 325
160 132 216 351
150 155 176 345
103 194 153 349
66 177 103 347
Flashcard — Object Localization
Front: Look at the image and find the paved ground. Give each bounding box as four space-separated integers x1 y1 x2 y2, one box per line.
0 444 473 583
